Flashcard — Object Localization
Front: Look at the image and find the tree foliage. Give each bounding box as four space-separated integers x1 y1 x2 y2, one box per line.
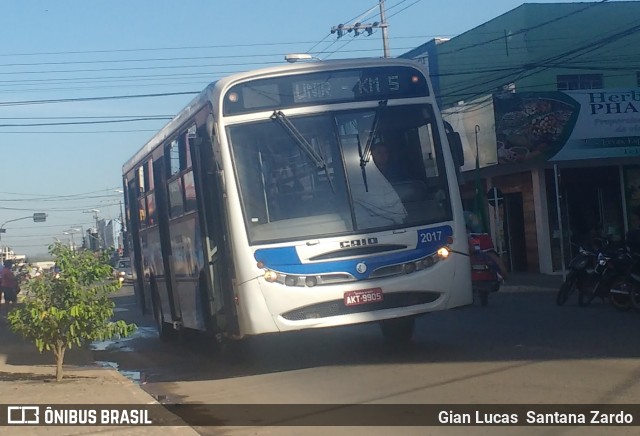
8 243 136 381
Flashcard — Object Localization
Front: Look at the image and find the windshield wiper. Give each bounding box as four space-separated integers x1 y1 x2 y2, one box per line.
356 135 370 192
271 110 335 193
358 100 387 192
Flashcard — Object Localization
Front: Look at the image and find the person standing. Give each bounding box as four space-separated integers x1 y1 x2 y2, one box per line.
0 260 18 316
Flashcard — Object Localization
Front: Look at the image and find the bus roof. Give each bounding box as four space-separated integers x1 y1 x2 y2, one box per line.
122 57 426 175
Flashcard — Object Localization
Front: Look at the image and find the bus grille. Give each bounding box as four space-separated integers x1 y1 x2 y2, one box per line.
281 291 441 321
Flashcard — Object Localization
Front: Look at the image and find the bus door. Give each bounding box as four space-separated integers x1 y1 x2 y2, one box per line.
126 178 148 315
153 156 182 326
190 116 239 335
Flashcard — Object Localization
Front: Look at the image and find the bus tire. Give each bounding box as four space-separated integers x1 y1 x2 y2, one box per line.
379 317 415 343
151 283 174 342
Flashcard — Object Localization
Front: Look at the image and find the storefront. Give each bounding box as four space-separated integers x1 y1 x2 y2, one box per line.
447 89 640 274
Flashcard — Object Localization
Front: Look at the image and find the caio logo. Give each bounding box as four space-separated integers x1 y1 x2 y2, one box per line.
7 406 40 424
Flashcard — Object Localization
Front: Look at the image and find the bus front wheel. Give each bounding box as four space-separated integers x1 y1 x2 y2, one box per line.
379 317 415 343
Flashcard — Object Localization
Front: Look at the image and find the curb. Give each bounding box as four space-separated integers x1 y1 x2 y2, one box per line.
91 365 201 434
500 284 558 293
100 365 158 404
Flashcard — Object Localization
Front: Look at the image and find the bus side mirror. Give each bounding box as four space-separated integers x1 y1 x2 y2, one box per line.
448 131 464 169
443 121 464 169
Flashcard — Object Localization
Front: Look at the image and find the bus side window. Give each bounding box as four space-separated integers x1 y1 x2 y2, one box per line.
146 193 157 226
183 171 197 212
168 178 184 217
166 128 198 218
138 197 147 226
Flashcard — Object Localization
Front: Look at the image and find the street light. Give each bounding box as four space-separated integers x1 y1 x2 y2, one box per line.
63 230 78 251
0 212 47 262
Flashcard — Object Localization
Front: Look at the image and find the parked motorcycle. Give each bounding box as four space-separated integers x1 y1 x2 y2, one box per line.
469 233 504 306
556 244 600 306
577 245 632 310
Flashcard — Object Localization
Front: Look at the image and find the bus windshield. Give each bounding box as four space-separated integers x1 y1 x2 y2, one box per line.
228 104 452 244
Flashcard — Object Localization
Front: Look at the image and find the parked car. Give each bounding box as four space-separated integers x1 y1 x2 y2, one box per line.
115 257 133 283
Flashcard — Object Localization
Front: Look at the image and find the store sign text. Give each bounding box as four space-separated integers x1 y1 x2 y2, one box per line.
590 91 640 115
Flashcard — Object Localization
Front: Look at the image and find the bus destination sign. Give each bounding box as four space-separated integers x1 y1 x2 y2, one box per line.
293 72 404 103
224 66 429 115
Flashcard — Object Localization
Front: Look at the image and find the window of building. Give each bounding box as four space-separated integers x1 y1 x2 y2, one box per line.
637 72 640 87
556 74 603 91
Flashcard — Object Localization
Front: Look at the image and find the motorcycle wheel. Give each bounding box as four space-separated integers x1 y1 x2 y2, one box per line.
556 272 577 306
629 282 640 311
609 278 632 311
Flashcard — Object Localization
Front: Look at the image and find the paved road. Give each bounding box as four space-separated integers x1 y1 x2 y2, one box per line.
94 285 640 435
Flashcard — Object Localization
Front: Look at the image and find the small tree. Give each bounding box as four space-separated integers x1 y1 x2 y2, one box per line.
8 243 136 382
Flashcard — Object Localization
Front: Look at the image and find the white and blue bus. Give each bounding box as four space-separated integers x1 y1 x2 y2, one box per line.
122 57 471 343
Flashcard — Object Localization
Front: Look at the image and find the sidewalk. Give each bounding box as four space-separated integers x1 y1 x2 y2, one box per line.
0 316 200 435
499 271 563 293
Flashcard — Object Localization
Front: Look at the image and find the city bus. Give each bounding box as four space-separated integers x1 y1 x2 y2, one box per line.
122 57 471 344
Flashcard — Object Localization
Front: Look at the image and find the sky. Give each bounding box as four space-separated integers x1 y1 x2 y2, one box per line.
0 0 626 257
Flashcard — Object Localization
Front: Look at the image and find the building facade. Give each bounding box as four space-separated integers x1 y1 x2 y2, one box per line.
403 2 640 273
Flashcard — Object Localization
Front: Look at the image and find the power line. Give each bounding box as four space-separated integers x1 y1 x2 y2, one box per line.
0 114 174 119
0 90 199 107
0 203 120 212
0 117 171 127
0 129 157 134
0 187 120 198
0 38 421 58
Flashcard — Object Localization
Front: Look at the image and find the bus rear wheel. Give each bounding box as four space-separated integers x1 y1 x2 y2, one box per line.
152 293 175 342
379 317 415 343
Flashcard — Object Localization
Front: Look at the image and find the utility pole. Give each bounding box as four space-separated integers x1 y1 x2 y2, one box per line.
118 199 126 257
331 0 390 58
378 0 390 58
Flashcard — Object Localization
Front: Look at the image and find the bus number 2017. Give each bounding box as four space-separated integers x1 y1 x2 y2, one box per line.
421 231 442 243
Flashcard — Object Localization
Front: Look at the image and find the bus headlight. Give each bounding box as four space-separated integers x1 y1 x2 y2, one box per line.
437 247 450 259
284 275 298 287
403 262 417 274
421 256 435 268
264 270 279 282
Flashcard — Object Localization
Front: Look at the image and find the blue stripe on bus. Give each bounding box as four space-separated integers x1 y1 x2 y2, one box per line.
254 225 452 280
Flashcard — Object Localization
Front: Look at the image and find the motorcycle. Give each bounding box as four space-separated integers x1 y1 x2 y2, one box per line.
469 233 504 307
556 239 608 306
577 244 632 310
